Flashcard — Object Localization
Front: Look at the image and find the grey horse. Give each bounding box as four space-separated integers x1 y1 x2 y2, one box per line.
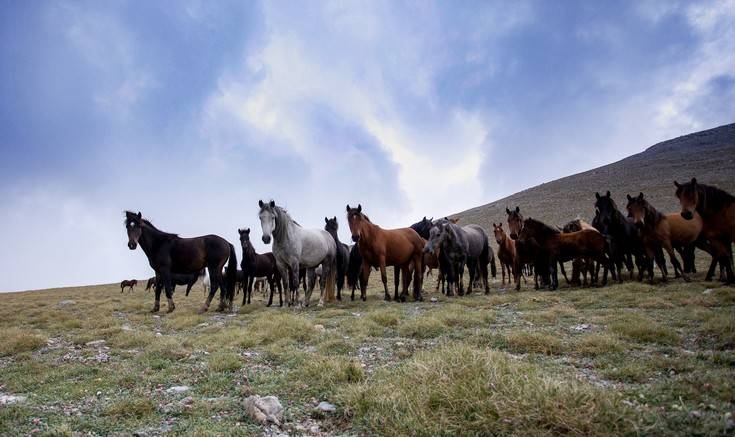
258 200 337 307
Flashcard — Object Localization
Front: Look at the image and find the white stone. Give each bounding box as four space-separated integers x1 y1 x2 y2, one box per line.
0 394 26 405
316 401 336 412
243 395 284 425
85 340 106 347
166 386 190 394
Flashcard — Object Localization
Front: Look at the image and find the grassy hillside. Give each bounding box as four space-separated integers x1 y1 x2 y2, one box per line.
1 275 733 435
454 123 735 231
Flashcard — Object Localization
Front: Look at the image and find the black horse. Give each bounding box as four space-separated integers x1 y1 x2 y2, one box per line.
238 228 284 307
324 217 350 301
346 244 362 301
125 211 237 313
147 270 204 296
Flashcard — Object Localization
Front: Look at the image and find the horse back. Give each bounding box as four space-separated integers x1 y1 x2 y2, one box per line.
555 230 605 257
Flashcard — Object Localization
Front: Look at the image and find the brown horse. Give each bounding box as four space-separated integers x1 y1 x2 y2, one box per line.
675 178 735 282
145 276 156 292
625 193 691 283
517 217 616 290
562 219 598 286
346 204 424 302
120 279 137 293
492 223 518 285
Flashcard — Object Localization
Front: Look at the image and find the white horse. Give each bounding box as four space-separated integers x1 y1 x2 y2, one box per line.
202 269 211 297
258 200 336 307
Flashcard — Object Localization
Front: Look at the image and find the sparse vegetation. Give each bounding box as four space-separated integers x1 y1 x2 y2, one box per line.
0 273 732 435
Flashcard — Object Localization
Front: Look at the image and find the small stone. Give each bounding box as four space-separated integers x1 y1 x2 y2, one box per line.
85 340 106 347
703 288 713 295
316 401 336 412
310 425 320 433
314 324 325 332
166 386 190 394
93 353 109 363
395 342 405 347
243 395 283 425
57 299 76 307
155 332 163 337
430 297 438 303
96 391 102 396
0 394 26 405
180 396 195 406
121 325 132 331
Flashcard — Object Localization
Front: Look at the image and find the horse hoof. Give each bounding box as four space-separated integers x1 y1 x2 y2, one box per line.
197 307 208 314
167 307 175 313
150 308 159 313
384 296 392 302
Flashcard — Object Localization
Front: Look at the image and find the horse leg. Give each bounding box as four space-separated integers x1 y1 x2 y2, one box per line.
393 265 400 301
663 241 689 282
359 260 371 302
412 255 423 301
376 258 393 302
152 278 163 313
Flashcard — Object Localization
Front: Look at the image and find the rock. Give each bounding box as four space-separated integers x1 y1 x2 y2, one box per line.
314 324 325 332
316 401 336 412
703 288 713 295
0 394 26 405
93 353 109 363
571 324 591 331
243 395 284 425
166 386 190 394
121 324 132 331
430 297 438 303
85 340 106 347
57 300 76 307
155 332 163 337
180 396 195 406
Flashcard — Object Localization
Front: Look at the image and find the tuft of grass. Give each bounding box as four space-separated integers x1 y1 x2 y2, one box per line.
574 332 624 357
290 354 364 398
102 397 156 419
398 315 444 339
701 313 735 348
504 330 566 355
340 344 639 435
0 328 47 356
609 313 681 345
367 308 401 327
208 351 242 372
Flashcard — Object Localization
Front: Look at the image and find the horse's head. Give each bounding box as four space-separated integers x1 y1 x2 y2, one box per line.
625 193 649 228
325 216 339 234
506 206 523 240
346 204 366 243
258 200 277 244
424 219 451 253
492 222 506 245
675 178 699 220
410 216 433 240
124 211 143 250
593 191 616 234
238 228 251 248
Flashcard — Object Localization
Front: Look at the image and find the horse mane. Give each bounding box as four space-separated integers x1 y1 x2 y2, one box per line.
525 217 560 237
125 211 178 238
699 183 735 215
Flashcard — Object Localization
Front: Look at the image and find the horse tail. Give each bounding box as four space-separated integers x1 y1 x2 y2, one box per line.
226 244 237 303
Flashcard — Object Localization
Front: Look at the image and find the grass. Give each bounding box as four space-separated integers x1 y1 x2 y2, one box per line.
0 273 732 435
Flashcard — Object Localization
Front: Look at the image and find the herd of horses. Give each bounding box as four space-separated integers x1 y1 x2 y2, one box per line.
123 178 734 313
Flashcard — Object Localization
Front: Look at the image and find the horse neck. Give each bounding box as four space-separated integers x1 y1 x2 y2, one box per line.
242 242 258 264
359 218 380 240
273 209 298 244
328 229 341 244
139 223 172 258
645 203 663 227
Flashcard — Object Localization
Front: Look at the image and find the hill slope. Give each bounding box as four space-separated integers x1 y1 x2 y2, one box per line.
455 123 735 230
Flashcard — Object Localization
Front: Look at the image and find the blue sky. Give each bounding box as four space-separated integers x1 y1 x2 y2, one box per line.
1 0 734 291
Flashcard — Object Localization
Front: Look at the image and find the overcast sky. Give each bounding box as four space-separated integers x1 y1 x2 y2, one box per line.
1 0 734 292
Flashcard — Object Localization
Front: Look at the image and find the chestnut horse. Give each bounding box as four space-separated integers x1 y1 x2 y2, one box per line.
346 204 424 302
120 279 137 293
625 193 691 283
517 217 616 290
492 223 523 286
675 178 735 283
124 211 237 313
562 218 598 286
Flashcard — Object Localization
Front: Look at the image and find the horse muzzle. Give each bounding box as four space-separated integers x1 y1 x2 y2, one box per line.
681 211 694 220
128 242 137 250
262 235 271 244
352 234 360 243
509 233 518 240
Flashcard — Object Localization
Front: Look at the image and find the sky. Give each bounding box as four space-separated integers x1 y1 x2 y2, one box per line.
1 0 734 292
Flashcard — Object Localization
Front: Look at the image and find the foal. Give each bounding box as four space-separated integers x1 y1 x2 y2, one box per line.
492 223 518 285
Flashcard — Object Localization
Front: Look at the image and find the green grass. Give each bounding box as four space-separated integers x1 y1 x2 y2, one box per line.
0 274 732 435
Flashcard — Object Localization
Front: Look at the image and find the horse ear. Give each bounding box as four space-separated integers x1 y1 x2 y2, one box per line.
638 192 644 200
506 207 510 214
691 177 697 185
269 200 275 208
515 206 520 213
429 217 433 222
259 200 264 208
238 228 244 235
423 216 426 221
346 204 350 212
245 228 250 234
333 216 337 222
595 192 600 199
674 180 681 188
357 204 362 212
606 191 610 197
627 194 633 201
325 217 329 224
137 212 142 219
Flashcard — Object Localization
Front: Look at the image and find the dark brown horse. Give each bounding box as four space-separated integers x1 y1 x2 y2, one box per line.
124 211 237 313
346 204 424 302
148 271 204 296
675 178 735 283
506 207 556 289
562 219 597 286
517 217 616 290
120 279 137 293
145 276 156 292
238 228 283 307
325 217 350 301
625 193 691 283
